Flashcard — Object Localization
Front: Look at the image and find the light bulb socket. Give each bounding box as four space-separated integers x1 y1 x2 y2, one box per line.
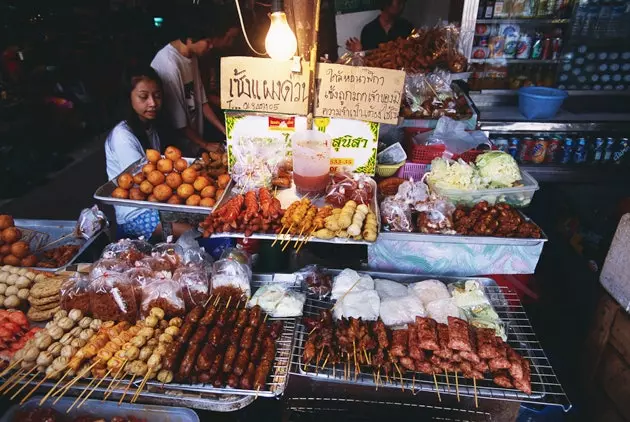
271 0 283 13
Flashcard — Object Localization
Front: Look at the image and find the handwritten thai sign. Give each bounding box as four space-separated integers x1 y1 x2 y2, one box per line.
314 63 405 125
221 57 309 115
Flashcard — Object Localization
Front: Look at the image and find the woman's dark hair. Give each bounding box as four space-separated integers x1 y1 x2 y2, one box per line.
124 66 168 150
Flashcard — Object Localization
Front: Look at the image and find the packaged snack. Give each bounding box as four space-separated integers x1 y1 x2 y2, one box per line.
89 258 132 281
211 258 252 297
89 274 138 322
60 273 91 314
295 265 332 299
248 284 306 317
380 197 413 232
326 172 374 206
140 278 186 318
134 256 173 273
124 267 156 303
152 242 184 270
101 239 152 264
173 264 210 309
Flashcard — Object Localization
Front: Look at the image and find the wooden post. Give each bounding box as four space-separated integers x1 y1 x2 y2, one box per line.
306 0 322 129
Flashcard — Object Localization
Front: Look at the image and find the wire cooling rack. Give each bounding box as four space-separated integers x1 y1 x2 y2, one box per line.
290 280 571 412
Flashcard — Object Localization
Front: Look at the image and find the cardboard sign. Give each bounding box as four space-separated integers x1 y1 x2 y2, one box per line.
315 63 405 125
225 111 379 175
221 57 309 115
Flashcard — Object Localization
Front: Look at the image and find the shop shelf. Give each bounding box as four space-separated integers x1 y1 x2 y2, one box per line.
475 18 570 24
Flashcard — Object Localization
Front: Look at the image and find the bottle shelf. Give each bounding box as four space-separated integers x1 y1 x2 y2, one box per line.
470 58 561 64
476 18 571 24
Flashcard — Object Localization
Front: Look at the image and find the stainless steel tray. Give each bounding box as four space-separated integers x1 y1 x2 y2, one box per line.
290 270 572 412
14 219 105 272
94 158 223 215
202 178 381 245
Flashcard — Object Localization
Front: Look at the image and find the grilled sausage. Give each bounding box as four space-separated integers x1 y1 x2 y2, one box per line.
177 342 202 380
240 362 255 389
185 306 205 324
227 373 240 388
196 343 216 371
200 306 218 326
235 309 248 328
239 326 255 351
233 349 250 376
222 344 238 373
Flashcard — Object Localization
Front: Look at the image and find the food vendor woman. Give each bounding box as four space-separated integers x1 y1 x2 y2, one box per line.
105 67 188 239
346 0 413 52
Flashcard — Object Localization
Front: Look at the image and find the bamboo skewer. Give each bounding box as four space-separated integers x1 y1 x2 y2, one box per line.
118 374 136 405
103 371 128 401
21 373 51 405
40 369 71 405
433 372 442 402
394 363 403 392
4 366 36 395
203 294 215 307
131 371 151 404
255 386 260 400
213 295 221 307
474 377 478 408
10 369 40 399
225 296 232 310
0 367 24 393
0 359 22 378
103 361 127 401
411 373 416 395
79 369 111 408
271 226 286 247
54 362 98 405
445 370 450 391
294 226 306 248
321 353 329 370
67 376 96 413
280 224 294 246
296 228 317 254
455 371 460 402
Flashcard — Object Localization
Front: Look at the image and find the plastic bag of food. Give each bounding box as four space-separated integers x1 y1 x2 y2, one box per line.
424 117 488 157
173 264 210 309
140 278 186 318
448 279 491 309
219 247 252 268
379 295 426 327
394 180 430 204
60 273 91 314
426 297 462 324
248 284 306 317
212 258 252 297
295 265 333 299
152 242 184 270
101 239 152 263
331 269 374 300
230 136 286 191
374 278 408 299
89 258 132 281
380 197 413 232
124 267 156 303
408 279 451 307
134 256 173 273
74 205 107 239
89 273 138 322
414 195 456 234
333 290 380 321
326 172 374 206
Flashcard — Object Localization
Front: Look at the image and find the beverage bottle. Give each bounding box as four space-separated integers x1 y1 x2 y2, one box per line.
573 137 588 163
508 137 520 158
613 138 630 164
603 137 616 162
560 138 574 164
608 5 624 38
582 4 600 37
485 0 496 18
546 0 557 16
595 0 611 39
531 33 544 59
537 0 549 16
572 0 589 36
494 0 505 17
590 137 605 163
478 0 487 19
494 137 509 152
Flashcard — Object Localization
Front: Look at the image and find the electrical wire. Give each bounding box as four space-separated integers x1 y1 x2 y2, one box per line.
234 0 267 56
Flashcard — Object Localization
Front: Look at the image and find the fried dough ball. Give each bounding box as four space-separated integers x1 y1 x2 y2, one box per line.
0 215 14 230
10 241 29 259
142 163 157 175
21 255 38 267
193 177 210 191
129 188 146 201
147 170 166 186
153 184 173 201
147 194 159 202
200 185 216 198
157 158 174 173
140 180 154 195
186 194 201 206
0 244 10 256
112 187 129 199
3 255 20 266
146 149 161 163
217 174 231 189
167 195 182 205
199 197 215 207
164 146 182 162
166 172 183 189
174 159 188 172
117 173 134 189
177 184 194 199
216 189 225 200
133 173 145 184
181 168 198 184
1 227 21 244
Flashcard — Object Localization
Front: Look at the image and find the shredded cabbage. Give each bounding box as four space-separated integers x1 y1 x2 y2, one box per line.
475 151 521 188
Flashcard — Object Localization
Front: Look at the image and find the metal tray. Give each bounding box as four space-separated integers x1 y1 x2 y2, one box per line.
202 178 381 245
14 219 105 272
290 270 571 412
94 158 224 215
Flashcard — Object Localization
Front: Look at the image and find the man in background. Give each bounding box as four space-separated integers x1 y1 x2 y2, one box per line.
346 0 413 52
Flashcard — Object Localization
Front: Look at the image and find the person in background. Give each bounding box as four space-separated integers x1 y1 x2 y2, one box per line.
151 8 225 157
105 66 188 239
345 0 413 52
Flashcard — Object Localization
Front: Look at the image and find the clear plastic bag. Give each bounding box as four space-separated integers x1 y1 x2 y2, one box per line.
60 273 91 314
152 242 184 270
394 180 430 204
101 239 152 263
124 267 156 303
230 136 287 191
295 265 332 299
211 258 252 297
219 248 252 268
89 273 138 322
140 278 186 318
424 117 489 156
173 264 210 309
89 258 132 281
75 205 107 239
134 256 173 273
380 197 413 232
414 194 456 234
248 284 306 317
325 172 374 206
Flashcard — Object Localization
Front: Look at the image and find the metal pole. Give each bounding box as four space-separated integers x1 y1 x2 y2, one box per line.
306 0 321 129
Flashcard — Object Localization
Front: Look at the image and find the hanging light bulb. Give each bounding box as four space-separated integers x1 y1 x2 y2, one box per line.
265 0 297 61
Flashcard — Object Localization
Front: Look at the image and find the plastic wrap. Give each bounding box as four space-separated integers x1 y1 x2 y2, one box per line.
325 172 374 207
101 239 152 263
379 295 426 327
89 258 132 281
219 248 252 268
124 267 156 303
331 269 374 301
230 136 287 191
173 264 210 309
380 197 413 232
134 256 173 273
333 290 380 321
140 278 186 318
408 279 451 307
295 265 332 299
448 279 491 308
420 117 489 157
414 196 456 234
374 278 408 299
403 72 459 119
426 297 463 324
60 273 90 314
211 258 252 297
152 242 184 270
89 273 138 322
75 205 107 239
248 284 306 317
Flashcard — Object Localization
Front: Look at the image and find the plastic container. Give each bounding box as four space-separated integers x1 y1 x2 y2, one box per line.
0 397 200 422
376 161 405 177
428 170 539 208
518 87 568 120
395 162 430 180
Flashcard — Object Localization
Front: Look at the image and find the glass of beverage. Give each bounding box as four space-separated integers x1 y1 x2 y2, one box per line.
291 130 331 196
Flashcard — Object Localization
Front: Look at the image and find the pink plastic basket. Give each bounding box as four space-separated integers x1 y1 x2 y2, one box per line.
395 162 430 180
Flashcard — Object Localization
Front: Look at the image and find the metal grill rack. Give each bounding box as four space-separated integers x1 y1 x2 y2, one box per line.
290 277 571 412
286 397 492 421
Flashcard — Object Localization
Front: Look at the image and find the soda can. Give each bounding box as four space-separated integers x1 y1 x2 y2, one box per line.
560 138 574 164
545 137 561 163
478 35 489 47
542 38 552 60
516 34 532 59
613 138 629 164
573 137 588 164
494 137 509 152
531 138 548 163
591 137 605 163
508 137 520 158
603 137 616 162
552 38 563 60
531 34 543 59
519 137 535 163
